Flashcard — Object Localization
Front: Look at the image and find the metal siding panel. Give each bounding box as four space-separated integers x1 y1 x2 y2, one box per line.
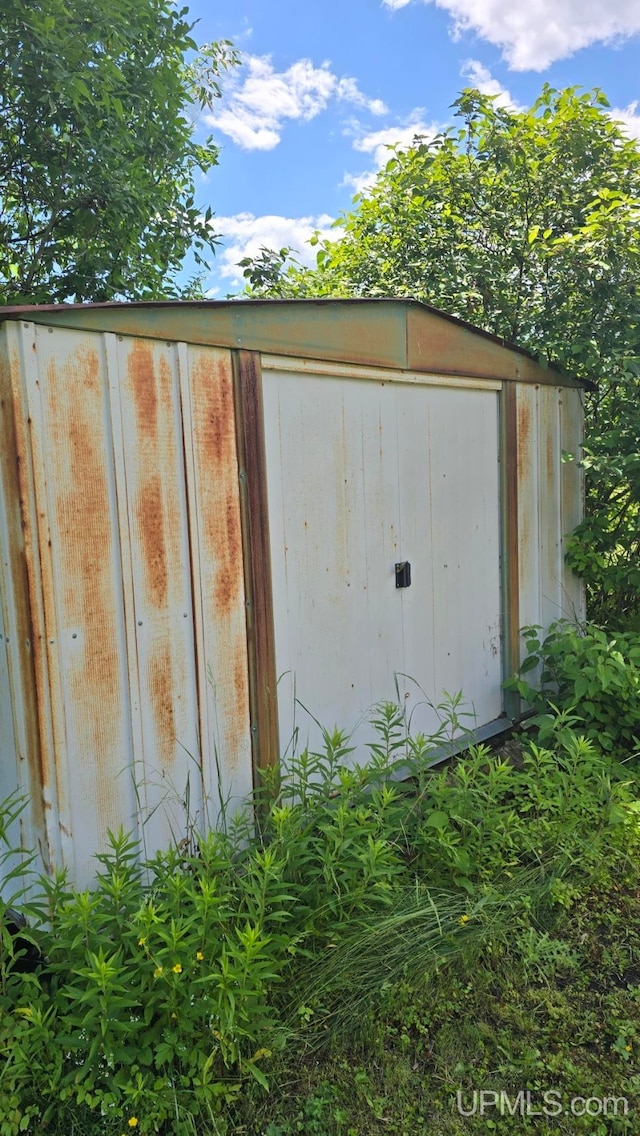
114 336 201 852
0 326 19 817
535 385 584 627
263 364 503 760
516 384 541 646
0 324 46 865
26 325 135 883
179 343 253 813
421 386 503 728
384 383 437 729
262 355 502 390
515 382 584 681
500 384 521 711
103 334 147 849
9 323 64 874
406 306 581 386
17 301 410 371
560 389 586 622
263 368 404 756
538 386 564 627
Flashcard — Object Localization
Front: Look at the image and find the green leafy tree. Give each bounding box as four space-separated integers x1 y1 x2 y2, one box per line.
245 87 640 627
0 0 238 303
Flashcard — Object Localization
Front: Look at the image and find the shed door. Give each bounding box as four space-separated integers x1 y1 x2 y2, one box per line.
262 364 503 761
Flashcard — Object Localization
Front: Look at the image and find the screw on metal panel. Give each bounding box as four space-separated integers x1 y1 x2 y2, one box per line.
251 725 258 734
118 335 123 341
49 639 54 644
48 327 53 334
138 620 143 626
72 633 77 639
25 640 30 648
23 323 29 328
183 612 188 617
236 338 242 344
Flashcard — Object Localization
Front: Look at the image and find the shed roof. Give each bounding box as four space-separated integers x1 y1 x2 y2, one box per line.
0 297 581 388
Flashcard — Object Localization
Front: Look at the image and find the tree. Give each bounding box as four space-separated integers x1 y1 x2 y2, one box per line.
244 87 640 627
0 0 237 304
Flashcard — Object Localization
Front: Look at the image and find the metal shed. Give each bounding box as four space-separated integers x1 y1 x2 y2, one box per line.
0 299 584 887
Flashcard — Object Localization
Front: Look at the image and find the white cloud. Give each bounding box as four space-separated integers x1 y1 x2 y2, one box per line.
207 55 387 150
354 120 439 164
342 169 382 195
335 76 388 117
344 116 441 193
610 100 640 140
213 212 340 285
460 60 525 111
382 0 640 71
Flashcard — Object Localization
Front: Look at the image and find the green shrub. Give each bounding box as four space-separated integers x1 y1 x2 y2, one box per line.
506 621 640 758
1 827 293 1133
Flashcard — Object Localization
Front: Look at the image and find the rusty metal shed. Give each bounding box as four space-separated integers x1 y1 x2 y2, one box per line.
0 299 584 887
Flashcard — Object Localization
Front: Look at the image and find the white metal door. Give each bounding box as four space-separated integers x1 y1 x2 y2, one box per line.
262 361 503 763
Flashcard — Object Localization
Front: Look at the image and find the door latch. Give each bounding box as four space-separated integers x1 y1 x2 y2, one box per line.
395 561 411 588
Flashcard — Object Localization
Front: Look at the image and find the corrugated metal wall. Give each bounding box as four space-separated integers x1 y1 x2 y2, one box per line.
0 311 585 887
516 382 585 641
0 322 252 885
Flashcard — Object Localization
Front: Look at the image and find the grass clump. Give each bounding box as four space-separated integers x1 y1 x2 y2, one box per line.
0 696 638 1134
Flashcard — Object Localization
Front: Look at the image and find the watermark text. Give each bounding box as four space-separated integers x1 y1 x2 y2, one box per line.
456 1089 629 1118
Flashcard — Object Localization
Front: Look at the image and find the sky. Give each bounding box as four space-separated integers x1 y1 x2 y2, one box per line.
184 0 640 296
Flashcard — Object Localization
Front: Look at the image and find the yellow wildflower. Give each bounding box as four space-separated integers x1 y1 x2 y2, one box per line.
153 966 163 978
138 937 146 947
172 963 183 974
128 1120 139 1129
459 914 470 926
626 1044 632 1052
196 950 204 961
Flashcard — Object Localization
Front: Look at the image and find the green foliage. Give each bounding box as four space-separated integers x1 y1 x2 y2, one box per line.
507 622 640 758
0 0 238 303
0 699 637 1133
238 246 303 296
245 85 640 627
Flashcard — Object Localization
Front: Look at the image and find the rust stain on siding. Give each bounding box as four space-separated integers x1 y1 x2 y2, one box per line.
136 475 168 608
545 412 556 486
126 341 181 614
129 341 158 441
231 637 250 762
192 352 242 618
44 345 123 821
148 642 175 766
54 353 121 701
516 397 532 481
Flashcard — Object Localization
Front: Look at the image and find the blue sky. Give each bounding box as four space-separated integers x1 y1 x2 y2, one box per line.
185 0 640 295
